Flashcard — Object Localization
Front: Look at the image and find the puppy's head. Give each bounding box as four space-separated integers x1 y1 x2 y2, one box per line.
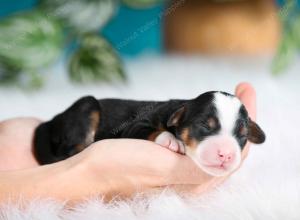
168 91 265 177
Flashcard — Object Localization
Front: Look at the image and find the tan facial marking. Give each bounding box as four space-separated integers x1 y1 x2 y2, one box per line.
180 128 199 149
181 128 189 143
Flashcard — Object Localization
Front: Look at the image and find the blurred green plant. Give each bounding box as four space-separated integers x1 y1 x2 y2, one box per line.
0 0 160 89
69 34 125 83
0 57 20 85
122 0 164 8
272 0 300 75
0 10 64 88
39 0 117 34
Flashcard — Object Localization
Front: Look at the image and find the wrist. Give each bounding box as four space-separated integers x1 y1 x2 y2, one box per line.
39 155 111 202
0 157 108 204
0 165 57 203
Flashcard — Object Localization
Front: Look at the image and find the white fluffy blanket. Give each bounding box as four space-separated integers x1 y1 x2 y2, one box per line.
1 55 299 219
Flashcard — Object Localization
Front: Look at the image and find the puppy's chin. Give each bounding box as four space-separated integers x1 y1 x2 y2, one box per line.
189 156 240 177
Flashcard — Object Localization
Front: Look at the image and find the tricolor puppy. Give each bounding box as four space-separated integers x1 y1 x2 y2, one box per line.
34 91 265 176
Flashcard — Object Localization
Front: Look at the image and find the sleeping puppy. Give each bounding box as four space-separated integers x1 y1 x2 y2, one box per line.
34 91 265 176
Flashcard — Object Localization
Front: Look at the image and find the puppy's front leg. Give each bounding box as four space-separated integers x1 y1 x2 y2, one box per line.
120 121 185 154
154 131 185 155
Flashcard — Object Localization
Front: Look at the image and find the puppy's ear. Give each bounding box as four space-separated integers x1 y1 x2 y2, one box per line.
248 118 266 144
167 106 186 127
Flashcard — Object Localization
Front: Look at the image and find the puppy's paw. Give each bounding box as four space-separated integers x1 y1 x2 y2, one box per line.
155 131 185 154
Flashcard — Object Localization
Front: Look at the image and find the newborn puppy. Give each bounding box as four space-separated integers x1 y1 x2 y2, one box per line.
34 91 265 176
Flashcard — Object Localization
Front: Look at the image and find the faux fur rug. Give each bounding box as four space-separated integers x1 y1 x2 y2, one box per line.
1 55 299 219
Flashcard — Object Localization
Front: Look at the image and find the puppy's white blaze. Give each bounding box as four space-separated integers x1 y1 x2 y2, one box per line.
213 92 242 134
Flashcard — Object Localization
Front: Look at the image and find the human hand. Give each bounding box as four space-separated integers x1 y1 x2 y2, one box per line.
61 82 257 200
0 117 41 171
0 82 257 202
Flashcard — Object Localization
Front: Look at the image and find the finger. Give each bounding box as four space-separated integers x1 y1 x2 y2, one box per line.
235 83 256 161
88 139 213 186
169 176 226 195
235 82 256 120
160 153 214 185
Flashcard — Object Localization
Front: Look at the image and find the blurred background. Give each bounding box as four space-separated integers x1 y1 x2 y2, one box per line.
1 1 300 216
0 0 299 120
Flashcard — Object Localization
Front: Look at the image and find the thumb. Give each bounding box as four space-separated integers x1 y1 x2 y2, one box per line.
235 82 256 120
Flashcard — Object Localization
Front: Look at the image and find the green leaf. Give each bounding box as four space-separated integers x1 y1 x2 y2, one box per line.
290 14 300 49
271 32 296 75
39 0 117 34
122 0 163 8
0 10 64 88
272 0 300 75
0 57 44 90
279 0 296 22
68 34 125 84
0 57 21 85
0 10 64 71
